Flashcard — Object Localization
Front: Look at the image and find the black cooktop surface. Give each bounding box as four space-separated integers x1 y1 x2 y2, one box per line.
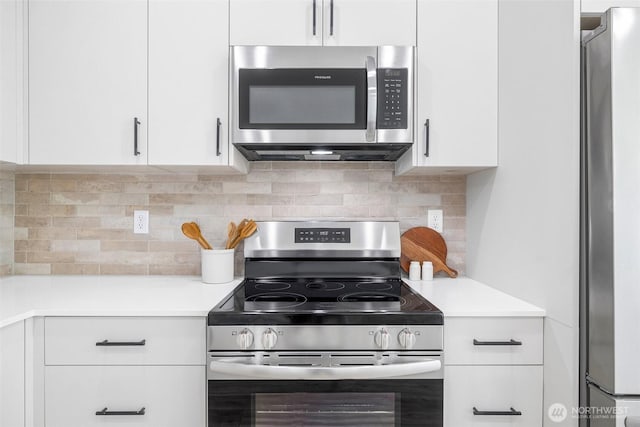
208 278 443 326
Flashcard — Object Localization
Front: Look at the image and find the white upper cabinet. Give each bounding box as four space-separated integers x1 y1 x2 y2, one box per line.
29 0 147 165
397 0 497 174
230 0 416 46
148 0 229 166
323 0 416 46
230 0 323 46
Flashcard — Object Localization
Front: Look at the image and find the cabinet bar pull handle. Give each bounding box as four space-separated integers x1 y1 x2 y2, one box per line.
312 0 317 36
96 407 146 416
473 338 522 346
133 117 141 156
95 339 146 346
216 118 222 156
473 407 522 416
329 0 334 36
424 119 430 157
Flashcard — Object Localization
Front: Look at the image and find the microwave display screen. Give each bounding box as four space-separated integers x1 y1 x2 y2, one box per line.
249 86 356 124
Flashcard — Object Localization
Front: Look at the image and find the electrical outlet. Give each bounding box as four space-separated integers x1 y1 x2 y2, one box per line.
133 210 149 234
427 209 443 233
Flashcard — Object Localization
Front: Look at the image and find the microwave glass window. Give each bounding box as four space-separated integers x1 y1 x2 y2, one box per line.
249 86 356 124
254 392 395 426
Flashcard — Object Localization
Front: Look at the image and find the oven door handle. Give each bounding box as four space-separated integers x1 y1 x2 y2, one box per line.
365 55 377 142
209 358 441 380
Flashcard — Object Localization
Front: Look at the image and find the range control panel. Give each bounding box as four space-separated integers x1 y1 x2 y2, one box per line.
295 228 351 243
377 68 408 130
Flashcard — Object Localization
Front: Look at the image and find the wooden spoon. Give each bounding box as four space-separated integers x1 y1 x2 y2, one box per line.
181 222 212 250
226 218 249 249
228 220 257 249
225 221 237 249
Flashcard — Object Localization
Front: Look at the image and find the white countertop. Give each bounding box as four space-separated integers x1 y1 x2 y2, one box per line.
403 277 545 317
0 275 241 328
0 275 544 329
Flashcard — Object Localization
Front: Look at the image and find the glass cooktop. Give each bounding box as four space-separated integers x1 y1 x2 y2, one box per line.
208 278 443 326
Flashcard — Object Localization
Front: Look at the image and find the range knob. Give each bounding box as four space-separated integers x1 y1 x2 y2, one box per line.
398 328 417 349
262 328 278 350
374 329 390 349
236 329 254 349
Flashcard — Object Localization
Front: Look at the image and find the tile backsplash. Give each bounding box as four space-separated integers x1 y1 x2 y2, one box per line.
13 162 466 276
0 169 15 276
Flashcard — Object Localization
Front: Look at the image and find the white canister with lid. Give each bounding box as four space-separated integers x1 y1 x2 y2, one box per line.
409 261 421 281
421 261 434 281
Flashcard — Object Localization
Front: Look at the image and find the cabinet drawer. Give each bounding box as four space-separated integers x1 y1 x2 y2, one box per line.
445 317 543 365
444 365 543 427
45 365 205 427
45 317 205 366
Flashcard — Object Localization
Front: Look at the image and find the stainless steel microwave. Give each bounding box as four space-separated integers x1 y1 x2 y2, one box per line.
231 46 414 161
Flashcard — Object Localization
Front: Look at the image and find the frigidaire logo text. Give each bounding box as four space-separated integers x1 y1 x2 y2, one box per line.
314 75 332 79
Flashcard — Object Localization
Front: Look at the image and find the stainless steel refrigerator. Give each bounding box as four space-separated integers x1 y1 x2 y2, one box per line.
582 7 640 427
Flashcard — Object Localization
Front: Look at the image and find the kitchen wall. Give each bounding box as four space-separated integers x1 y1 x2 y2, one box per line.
13 162 466 275
0 168 14 276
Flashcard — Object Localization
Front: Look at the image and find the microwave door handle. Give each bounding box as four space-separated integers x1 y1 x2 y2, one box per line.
210 358 441 380
365 55 377 142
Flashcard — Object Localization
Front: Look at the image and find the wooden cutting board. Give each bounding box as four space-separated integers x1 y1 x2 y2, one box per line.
400 227 458 278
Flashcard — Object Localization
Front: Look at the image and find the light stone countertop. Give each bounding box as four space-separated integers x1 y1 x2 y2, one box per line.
0 275 544 329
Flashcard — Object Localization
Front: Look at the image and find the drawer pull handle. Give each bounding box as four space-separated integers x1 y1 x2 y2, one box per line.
473 407 522 416
473 339 522 346
96 407 146 416
95 339 146 346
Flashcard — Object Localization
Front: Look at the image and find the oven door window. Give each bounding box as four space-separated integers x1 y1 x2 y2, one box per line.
238 68 367 130
209 379 442 427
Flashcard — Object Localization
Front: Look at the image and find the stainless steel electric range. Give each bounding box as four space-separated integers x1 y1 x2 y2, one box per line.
207 221 444 427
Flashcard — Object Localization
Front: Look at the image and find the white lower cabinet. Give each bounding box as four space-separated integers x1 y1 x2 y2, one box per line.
45 365 205 427
0 321 25 427
443 316 544 427
445 365 543 426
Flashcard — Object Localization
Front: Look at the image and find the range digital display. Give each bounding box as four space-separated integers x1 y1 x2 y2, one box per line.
295 228 351 243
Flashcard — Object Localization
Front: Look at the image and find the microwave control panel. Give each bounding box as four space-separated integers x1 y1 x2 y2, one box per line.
377 68 408 129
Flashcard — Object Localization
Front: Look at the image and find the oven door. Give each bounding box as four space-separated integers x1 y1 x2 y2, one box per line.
208 352 443 427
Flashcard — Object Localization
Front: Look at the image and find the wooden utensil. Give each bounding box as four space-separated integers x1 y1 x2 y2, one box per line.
226 218 250 249
400 227 458 278
228 220 257 249
225 221 237 249
181 222 212 250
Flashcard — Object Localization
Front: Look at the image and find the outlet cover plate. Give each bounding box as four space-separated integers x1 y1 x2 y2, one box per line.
427 209 443 233
134 210 149 234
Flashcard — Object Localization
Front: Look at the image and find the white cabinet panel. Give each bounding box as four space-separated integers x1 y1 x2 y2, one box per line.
323 0 416 46
445 365 543 427
148 0 229 166
444 317 543 365
45 365 205 427
0 0 19 163
45 317 205 366
0 321 25 427
29 0 147 165
230 0 322 46
413 0 497 168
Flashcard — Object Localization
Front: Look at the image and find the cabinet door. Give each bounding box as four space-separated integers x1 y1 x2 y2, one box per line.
445 365 543 427
0 321 25 427
29 0 147 165
416 0 497 168
230 0 322 46
0 0 18 163
45 366 205 427
149 0 228 165
323 0 416 46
